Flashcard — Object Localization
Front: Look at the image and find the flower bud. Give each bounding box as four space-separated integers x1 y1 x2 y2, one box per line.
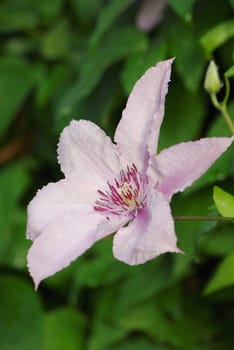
204 61 222 94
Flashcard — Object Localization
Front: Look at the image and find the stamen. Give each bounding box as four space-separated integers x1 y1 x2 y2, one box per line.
94 164 147 217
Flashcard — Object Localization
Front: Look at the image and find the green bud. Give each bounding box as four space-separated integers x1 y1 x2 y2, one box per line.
204 60 222 94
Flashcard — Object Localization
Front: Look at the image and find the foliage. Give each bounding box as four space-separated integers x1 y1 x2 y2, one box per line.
0 0 234 349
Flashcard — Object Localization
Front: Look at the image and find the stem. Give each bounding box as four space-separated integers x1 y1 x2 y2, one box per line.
211 93 220 109
174 215 234 223
219 104 234 135
210 93 234 135
223 75 231 106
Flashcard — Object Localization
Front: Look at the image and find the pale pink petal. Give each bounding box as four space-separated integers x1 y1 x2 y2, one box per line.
114 59 173 172
27 178 98 241
58 120 121 185
113 191 181 265
136 0 167 32
149 137 234 200
28 212 127 288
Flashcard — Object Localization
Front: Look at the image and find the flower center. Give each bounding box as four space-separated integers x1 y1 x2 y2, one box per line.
94 164 147 217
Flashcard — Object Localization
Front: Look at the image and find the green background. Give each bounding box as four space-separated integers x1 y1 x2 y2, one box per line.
1 0 234 349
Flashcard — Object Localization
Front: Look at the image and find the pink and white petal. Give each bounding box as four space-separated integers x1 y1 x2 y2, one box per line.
58 120 121 184
149 137 234 200
28 211 126 289
136 0 167 32
113 191 181 265
114 59 173 171
27 178 97 241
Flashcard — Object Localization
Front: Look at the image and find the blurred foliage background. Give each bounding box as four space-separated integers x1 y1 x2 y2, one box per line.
1 0 234 349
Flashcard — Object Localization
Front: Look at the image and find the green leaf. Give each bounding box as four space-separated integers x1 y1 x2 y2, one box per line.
121 40 167 95
208 101 234 137
162 14 205 92
172 187 213 277
36 0 63 22
87 322 126 350
229 0 234 9
0 57 40 137
167 0 196 21
77 237 129 288
3 211 30 269
90 0 133 48
4 37 36 56
44 308 85 350
36 64 71 108
0 0 38 31
158 78 205 151
92 258 177 332
70 65 122 133
200 19 234 57
41 20 73 59
56 27 148 131
69 0 105 26
117 288 215 348
110 340 165 350
0 275 43 350
213 186 234 217
199 223 234 256
204 252 234 294
225 65 234 78
188 104 234 192
0 162 29 264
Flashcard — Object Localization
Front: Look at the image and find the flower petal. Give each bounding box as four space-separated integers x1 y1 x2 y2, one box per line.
114 59 173 171
136 0 167 32
27 178 97 241
113 191 181 265
58 120 121 184
149 137 234 200
28 211 126 288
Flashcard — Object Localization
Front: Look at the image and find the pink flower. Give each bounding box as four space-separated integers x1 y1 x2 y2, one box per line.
27 59 233 288
136 0 167 32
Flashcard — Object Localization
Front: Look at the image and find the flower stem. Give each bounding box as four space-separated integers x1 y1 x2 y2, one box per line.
219 104 234 135
174 215 234 223
210 77 234 135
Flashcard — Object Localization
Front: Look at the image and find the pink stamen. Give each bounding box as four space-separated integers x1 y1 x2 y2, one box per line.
94 164 147 217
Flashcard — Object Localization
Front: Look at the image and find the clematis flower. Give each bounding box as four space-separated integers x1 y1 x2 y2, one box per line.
136 0 167 32
27 59 233 288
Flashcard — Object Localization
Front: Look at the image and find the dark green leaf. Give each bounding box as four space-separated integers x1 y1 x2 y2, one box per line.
0 57 40 137
69 0 105 26
90 0 133 48
36 0 63 22
56 27 148 131
36 64 71 108
230 0 234 8
172 187 213 277
167 0 196 21
87 322 126 350
0 275 42 350
117 288 215 347
44 308 85 350
0 0 38 31
121 40 167 94
225 65 234 78
158 78 205 151
92 258 176 329
199 223 234 256
0 162 29 264
77 237 129 288
41 20 73 59
200 19 234 57
162 15 205 92
110 340 165 350
204 252 234 294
